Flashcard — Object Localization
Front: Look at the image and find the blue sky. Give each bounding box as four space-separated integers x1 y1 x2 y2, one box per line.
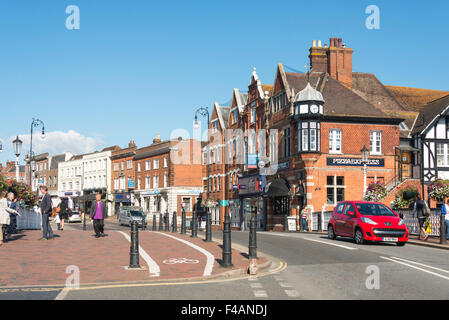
0 0 448 164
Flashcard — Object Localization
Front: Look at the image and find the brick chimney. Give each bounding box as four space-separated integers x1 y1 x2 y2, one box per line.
309 39 328 73
128 140 136 148
327 37 353 89
309 37 354 89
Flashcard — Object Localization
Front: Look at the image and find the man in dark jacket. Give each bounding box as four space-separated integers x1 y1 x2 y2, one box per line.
40 186 54 240
90 193 107 238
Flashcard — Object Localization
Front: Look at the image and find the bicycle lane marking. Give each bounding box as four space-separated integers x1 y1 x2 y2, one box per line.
118 231 160 277
138 232 206 278
155 232 215 276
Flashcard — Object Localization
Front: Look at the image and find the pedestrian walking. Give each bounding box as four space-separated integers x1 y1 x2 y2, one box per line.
6 192 20 240
90 193 107 238
39 186 54 240
301 208 309 232
412 194 430 241
54 212 61 230
57 199 69 231
0 191 20 246
442 198 449 240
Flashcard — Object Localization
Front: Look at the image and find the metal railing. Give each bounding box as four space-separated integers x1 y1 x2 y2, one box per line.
310 211 333 231
395 209 441 236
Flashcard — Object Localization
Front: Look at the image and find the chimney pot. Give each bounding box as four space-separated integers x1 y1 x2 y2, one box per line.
312 40 317 47
317 40 322 47
338 38 342 48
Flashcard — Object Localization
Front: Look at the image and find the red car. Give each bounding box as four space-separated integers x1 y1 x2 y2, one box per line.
328 201 409 246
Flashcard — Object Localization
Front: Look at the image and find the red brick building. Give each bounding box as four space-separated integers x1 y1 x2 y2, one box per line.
133 135 203 224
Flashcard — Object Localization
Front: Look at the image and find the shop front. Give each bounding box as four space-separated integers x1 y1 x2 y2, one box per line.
113 192 132 216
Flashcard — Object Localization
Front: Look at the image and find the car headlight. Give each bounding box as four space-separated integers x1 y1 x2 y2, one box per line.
361 217 377 225
398 219 405 226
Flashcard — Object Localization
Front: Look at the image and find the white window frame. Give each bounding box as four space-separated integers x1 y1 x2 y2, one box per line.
370 131 382 155
329 129 342 154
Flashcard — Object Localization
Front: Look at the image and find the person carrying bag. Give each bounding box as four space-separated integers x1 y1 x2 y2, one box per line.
413 194 429 241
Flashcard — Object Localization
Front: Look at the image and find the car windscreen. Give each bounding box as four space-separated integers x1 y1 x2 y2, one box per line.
355 203 396 216
130 211 143 217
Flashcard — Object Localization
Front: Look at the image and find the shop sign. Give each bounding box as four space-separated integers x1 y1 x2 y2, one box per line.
128 179 135 189
287 216 297 232
247 154 258 169
326 157 384 167
238 175 265 195
220 200 229 207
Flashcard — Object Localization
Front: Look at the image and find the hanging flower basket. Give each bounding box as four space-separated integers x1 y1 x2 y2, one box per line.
364 181 387 202
201 198 219 208
393 186 419 209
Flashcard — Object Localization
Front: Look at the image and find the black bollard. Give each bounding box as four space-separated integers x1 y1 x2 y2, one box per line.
152 214 156 231
159 213 163 231
165 211 169 232
191 209 198 238
249 215 257 259
129 220 140 269
172 211 177 232
440 214 447 244
222 210 233 268
205 208 212 242
181 208 186 234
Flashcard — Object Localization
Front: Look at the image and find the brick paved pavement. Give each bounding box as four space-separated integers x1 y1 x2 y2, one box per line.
0 229 268 288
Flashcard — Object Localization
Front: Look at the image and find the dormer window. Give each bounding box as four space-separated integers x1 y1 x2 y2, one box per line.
211 120 219 133
250 102 256 124
232 109 239 124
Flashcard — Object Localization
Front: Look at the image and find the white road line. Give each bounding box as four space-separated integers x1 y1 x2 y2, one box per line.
274 276 284 282
156 232 214 276
248 277 259 281
54 287 70 300
389 256 449 275
118 231 160 277
250 283 263 289
303 237 358 250
253 290 268 298
279 282 294 288
284 289 300 298
380 256 449 281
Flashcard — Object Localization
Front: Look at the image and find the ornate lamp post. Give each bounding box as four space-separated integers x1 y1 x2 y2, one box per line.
193 107 210 199
28 118 46 187
12 136 23 182
194 107 210 227
361 145 369 199
0 139 3 153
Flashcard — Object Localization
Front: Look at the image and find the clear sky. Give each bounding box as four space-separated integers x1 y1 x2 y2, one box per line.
0 0 448 164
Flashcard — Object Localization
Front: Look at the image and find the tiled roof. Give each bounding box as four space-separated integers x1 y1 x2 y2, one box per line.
411 94 449 135
286 72 399 120
386 86 449 112
262 84 273 96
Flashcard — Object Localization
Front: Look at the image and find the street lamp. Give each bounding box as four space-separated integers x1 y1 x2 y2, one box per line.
28 118 45 187
12 136 23 182
361 145 369 199
0 140 3 153
193 107 210 199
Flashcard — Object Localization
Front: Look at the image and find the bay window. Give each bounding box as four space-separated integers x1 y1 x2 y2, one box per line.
298 121 321 152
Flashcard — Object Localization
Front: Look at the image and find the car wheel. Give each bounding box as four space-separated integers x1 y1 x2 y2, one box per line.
354 228 365 245
397 242 406 247
328 225 336 240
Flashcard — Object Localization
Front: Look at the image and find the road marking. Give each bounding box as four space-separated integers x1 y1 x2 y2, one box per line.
118 231 160 277
389 256 449 275
248 277 259 281
303 237 358 250
54 288 70 300
253 290 268 298
279 282 294 288
0 261 287 293
274 276 284 282
250 283 263 289
156 232 214 277
284 289 300 298
380 256 449 281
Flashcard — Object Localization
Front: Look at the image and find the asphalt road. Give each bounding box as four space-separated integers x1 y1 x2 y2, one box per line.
3 221 449 300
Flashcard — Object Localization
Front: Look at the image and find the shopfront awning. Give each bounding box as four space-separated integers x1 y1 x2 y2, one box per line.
265 179 290 197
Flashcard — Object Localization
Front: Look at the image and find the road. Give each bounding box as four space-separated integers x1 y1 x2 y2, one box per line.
3 220 449 300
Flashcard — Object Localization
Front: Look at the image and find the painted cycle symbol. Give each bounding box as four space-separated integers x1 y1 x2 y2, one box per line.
162 258 200 265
